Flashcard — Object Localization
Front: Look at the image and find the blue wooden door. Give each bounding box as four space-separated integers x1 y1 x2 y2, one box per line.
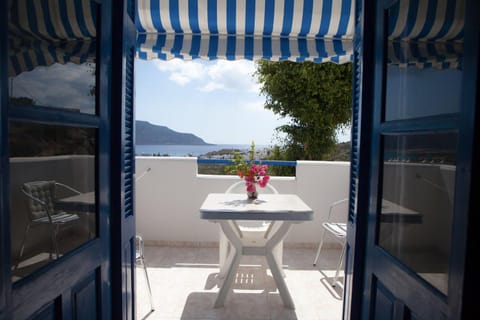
0 0 134 318
110 0 138 318
344 0 479 319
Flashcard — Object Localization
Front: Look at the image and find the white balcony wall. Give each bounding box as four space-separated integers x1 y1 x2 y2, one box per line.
8 156 455 253
135 157 351 247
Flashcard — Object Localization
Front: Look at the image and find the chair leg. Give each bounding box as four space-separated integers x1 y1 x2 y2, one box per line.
331 242 347 287
52 224 60 259
140 256 154 312
15 224 31 270
313 230 326 266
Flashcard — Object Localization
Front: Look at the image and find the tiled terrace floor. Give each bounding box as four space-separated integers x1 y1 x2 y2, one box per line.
136 245 344 320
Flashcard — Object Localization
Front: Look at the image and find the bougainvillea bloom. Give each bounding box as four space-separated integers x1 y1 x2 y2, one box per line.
227 142 270 195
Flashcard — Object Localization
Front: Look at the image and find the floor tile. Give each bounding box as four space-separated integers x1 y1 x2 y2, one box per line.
136 246 343 320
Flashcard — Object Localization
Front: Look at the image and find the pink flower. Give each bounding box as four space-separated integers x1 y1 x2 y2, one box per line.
231 144 270 193
246 181 256 192
258 175 270 187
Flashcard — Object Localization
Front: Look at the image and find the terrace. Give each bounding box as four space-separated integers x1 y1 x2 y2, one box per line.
135 245 344 320
134 156 349 320
132 155 454 319
9 155 454 319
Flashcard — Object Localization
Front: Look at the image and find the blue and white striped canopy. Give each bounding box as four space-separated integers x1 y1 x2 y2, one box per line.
8 38 96 77
387 0 464 42
136 0 355 62
386 0 465 69
388 39 463 70
8 0 466 76
136 33 353 63
8 0 97 76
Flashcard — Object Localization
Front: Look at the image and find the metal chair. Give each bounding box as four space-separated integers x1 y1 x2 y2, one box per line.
17 181 81 266
136 235 154 317
218 180 283 278
313 198 348 287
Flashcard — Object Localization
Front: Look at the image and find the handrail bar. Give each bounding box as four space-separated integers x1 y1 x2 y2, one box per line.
197 159 296 167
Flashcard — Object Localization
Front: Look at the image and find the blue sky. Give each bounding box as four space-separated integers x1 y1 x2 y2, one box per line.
135 59 350 145
10 59 350 146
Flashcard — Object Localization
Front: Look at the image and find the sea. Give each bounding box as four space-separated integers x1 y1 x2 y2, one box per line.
135 144 269 157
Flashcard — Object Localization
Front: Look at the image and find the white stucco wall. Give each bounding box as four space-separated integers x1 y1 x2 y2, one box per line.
9 155 455 254
135 157 351 246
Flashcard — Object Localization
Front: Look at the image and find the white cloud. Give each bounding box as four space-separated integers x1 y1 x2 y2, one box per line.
241 101 265 112
201 60 259 93
152 58 206 86
200 82 225 92
12 63 95 113
154 59 260 93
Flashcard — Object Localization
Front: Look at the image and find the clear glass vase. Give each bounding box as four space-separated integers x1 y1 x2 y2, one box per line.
247 190 258 199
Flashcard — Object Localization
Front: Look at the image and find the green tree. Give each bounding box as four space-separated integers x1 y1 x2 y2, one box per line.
255 61 352 160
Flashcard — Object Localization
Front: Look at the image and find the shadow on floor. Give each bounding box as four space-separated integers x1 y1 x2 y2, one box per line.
204 264 278 292
180 291 299 320
318 270 344 300
136 246 345 319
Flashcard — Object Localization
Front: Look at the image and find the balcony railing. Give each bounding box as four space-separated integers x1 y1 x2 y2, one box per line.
8 155 454 252
197 158 297 167
135 156 350 247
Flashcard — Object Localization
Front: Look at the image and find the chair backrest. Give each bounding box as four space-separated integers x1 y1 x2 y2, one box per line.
225 180 279 194
327 198 349 223
22 181 56 220
225 180 278 229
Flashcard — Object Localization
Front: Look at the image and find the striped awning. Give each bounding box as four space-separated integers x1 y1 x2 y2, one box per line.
388 40 463 70
8 0 97 41
8 38 96 77
387 0 464 42
136 0 465 66
8 0 97 76
136 0 355 63
8 0 466 77
136 33 353 63
386 0 464 69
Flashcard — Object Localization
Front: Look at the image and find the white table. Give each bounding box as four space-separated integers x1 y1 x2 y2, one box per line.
380 199 423 223
200 193 313 309
56 191 95 212
56 192 96 237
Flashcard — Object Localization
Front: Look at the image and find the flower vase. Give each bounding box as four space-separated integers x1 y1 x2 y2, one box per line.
247 190 258 200
247 183 259 200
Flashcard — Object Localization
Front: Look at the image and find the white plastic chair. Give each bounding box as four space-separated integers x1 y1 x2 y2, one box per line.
313 198 348 287
218 180 283 278
136 235 154 317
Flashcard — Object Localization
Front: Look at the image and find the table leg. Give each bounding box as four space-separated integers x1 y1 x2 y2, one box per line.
214 221 243 308
218 230 229 278
219 244 235 280
265 222 295 309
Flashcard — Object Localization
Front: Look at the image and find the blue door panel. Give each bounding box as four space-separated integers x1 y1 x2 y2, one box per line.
347 0 479 319
122 238 135 320
72 272 99 320
110 0 137 318
1 0 118 318
28 300 59 320
373 279 395 320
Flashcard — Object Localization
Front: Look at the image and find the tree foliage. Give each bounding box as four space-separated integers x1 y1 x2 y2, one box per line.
255 61 352 160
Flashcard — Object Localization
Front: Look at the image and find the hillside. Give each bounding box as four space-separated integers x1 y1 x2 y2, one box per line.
136 121 210 145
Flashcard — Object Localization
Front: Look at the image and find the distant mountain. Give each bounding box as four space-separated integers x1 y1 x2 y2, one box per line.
135 121 210 145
